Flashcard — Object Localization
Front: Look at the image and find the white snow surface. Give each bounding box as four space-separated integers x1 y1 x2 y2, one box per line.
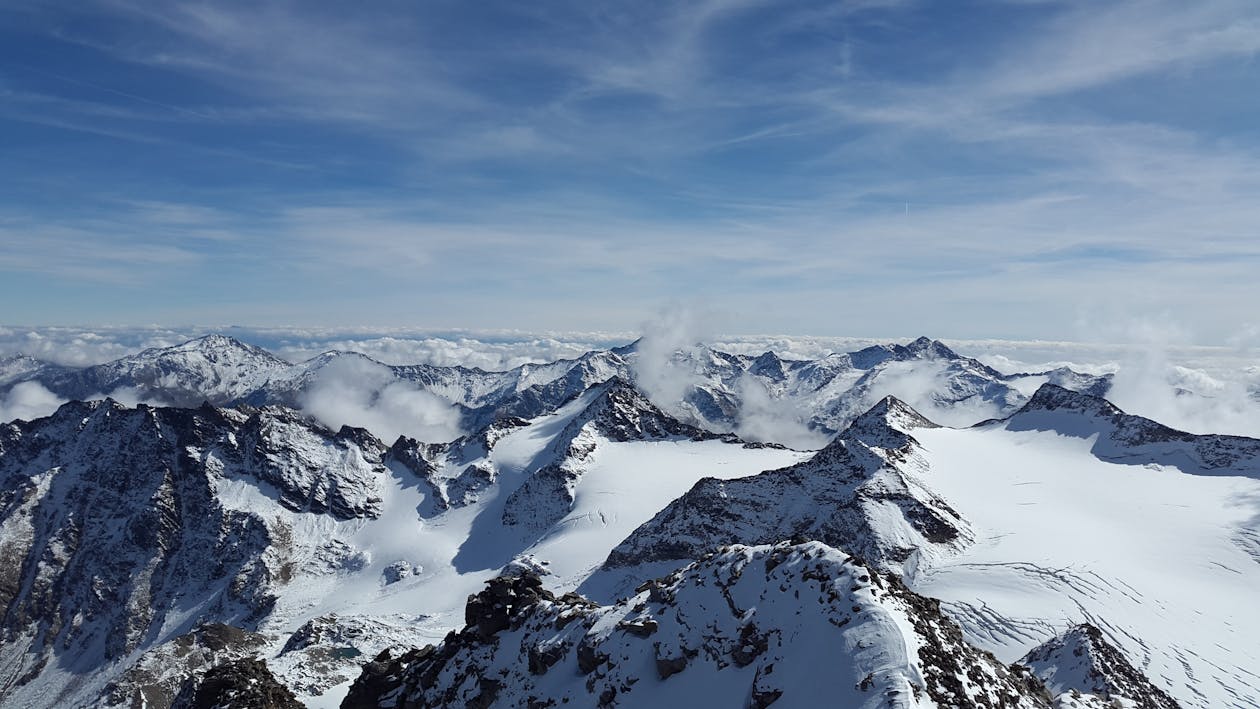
904 421 1260 708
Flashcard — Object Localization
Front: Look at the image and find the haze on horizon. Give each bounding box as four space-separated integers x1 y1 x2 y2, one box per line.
2 0 1259 344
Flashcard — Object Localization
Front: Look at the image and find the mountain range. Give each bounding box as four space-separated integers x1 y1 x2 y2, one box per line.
0 334 1253 708
0 334 1111 443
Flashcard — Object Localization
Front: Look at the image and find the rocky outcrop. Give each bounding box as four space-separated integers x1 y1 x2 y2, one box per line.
102 623 272 708
174 657 304 709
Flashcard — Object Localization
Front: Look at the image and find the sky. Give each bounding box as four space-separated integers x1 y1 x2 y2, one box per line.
2 0 1259 343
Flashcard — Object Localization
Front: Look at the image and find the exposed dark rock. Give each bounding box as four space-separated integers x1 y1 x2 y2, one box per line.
465 573 555 641
0 399 389 699
654 651 688 679
175 658 303 709
731 622 769 667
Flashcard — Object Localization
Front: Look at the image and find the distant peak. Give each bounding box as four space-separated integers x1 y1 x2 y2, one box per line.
859 395 938 430
1017 383 1123 418
157 334 280 360
609 338 641 356
748 350 787 380
180 333 248 348
572 376 715 443
902 336 958 360
589 375 655 409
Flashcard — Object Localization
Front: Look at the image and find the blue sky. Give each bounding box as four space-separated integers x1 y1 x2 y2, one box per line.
2 0 1259 343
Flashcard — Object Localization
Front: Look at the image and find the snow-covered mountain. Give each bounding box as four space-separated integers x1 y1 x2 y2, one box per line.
1019 624 1180 709
1 335 1253 708
340 542 1167 709
0 384 805 706
650 335 1068 437
7 334 298 407
601 384 1260 707
602 395 971 576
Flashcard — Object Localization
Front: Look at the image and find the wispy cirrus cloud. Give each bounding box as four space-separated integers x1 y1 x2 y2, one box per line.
1 0 1258 340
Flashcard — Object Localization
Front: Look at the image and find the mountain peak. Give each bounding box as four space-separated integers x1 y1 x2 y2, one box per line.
864 394 937 427
1016 383 1123 418
127 334 289 367
834 395 939 452
173 333 264 353
902 336 959 360
575 376 715 443
610 338 641 356
186 333 243 346
748 351 787 381
1018 624 1179 708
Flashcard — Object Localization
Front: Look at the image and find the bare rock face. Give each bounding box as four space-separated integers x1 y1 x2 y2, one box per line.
102 623 273 708
342 542 1078 709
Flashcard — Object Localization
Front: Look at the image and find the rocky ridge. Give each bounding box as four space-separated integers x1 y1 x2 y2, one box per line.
603 395 970 575
1002 383 1260 476
339 542 1163 709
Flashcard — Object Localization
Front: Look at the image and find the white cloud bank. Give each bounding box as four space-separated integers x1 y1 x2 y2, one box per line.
298 355 464 444
0 382 66 423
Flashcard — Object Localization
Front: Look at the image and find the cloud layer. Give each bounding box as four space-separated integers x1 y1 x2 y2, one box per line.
298 355 464 444
0 382 66 424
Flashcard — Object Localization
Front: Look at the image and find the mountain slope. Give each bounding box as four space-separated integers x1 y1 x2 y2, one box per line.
500 377 740 534
1002 383 1260 475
